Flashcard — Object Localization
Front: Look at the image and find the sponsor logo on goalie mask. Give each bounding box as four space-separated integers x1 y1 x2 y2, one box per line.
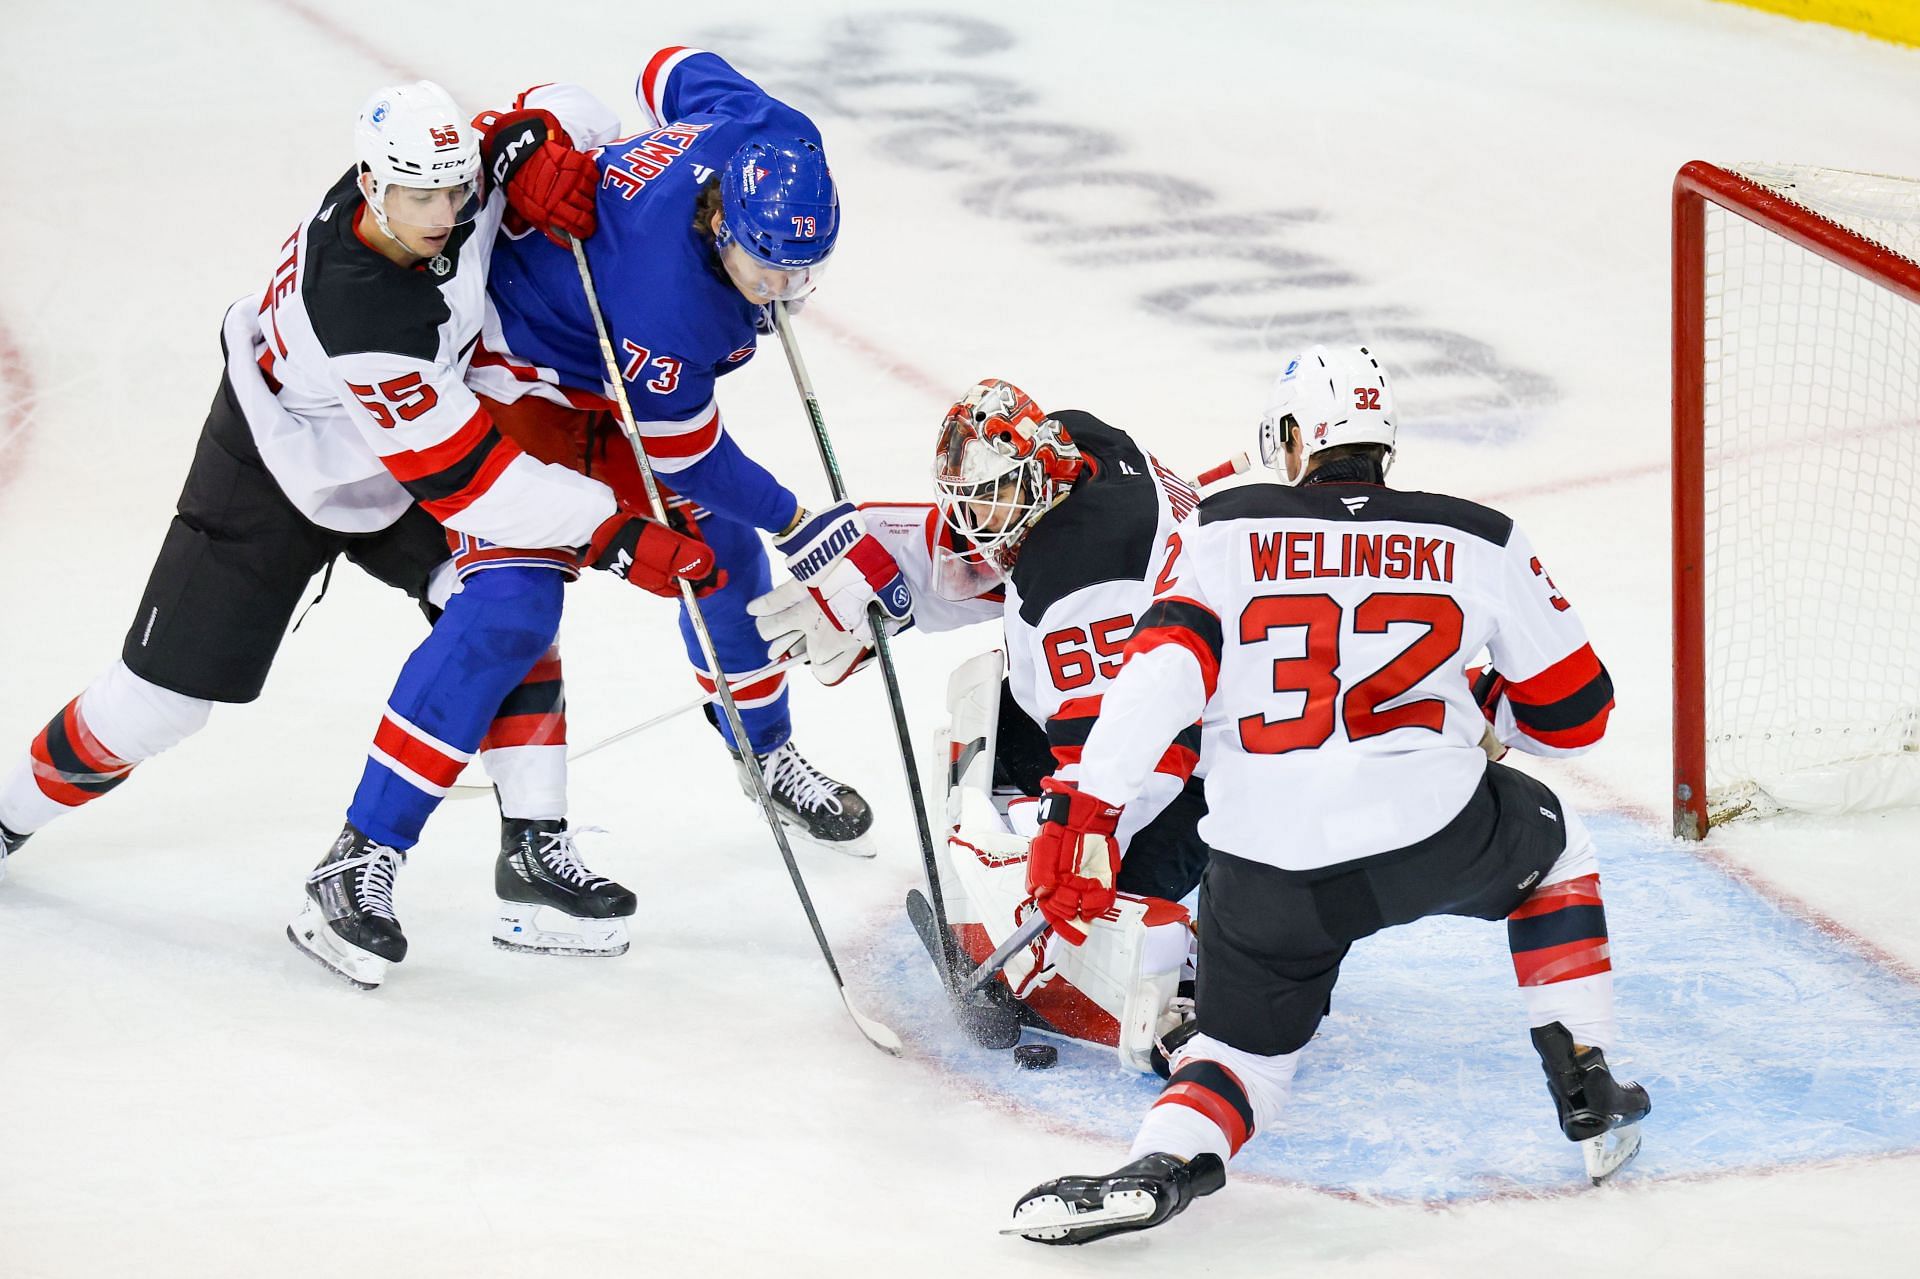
370 100 391 127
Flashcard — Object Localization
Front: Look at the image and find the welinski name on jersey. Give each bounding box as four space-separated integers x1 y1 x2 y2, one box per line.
1248 530 1457 584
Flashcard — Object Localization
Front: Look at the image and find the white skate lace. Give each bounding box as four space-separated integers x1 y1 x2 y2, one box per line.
311 845 405 923
536 828 611 890
761 742 844 815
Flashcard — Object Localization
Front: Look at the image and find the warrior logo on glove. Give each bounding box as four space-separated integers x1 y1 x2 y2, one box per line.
750 501 914 686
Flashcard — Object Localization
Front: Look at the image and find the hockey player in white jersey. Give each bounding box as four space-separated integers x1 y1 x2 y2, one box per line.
750 380 1209 1069
0 83 715 984
1005 346 1650 1244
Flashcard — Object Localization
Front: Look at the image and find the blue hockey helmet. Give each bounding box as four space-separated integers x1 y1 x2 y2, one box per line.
713 137 839 302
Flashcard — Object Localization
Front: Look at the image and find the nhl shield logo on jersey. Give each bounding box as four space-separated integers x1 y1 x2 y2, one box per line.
428 255 451 277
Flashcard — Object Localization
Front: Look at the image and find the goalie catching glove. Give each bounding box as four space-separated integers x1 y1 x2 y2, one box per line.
749 501 913 686
474 106 597 246
585 508 723 597
1026 781 1122 946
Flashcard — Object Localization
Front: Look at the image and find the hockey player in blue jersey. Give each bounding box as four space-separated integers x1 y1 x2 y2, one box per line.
473 47 905 853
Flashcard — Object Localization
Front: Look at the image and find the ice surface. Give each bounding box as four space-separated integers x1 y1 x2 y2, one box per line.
5 1 1920 1275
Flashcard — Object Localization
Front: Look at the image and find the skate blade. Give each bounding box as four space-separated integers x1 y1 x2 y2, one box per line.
493 903 630 956
1001 1190 1155 1241
785 821 878 859
286 907 388 990
1581 1122 1643 1184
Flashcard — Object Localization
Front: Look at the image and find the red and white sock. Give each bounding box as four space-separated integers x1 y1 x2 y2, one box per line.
478 645 568 821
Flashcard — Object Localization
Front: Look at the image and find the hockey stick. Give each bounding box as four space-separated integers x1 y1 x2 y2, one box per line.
444 655 805 800
964 911 1051 994
768 304 994 1014
569 241 900 1057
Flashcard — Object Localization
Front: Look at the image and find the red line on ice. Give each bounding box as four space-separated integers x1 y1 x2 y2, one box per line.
0 316 35 498
266 0 420 80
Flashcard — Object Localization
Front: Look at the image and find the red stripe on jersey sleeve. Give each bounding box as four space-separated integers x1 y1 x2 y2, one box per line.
641 408 722 460
417 442 524 521
384 409 494 482
641 46 691 119
1514 704 1614 751
1505 644 1605 706
1125 596 1223 700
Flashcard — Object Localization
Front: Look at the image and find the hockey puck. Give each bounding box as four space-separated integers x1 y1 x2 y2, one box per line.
1013 1043 1058 1070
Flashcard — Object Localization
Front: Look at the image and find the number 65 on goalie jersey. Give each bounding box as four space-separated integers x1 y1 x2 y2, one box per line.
1078 482 1614 873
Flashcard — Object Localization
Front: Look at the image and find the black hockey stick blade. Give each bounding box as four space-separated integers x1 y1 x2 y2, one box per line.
906 890 1022 1049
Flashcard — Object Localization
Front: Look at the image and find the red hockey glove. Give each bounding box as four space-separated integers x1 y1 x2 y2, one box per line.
1025 780 1123 946
1466 664 1507 722
1465 665 1509 761
586 509 723 597
475 107 597 247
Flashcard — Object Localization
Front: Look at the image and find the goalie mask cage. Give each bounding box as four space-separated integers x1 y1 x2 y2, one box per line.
1673 161 1920 839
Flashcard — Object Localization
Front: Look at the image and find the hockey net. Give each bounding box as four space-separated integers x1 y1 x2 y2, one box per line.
1673 161 1920 838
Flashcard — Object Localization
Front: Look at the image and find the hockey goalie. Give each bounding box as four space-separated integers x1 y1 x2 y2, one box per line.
751 380 1211 1071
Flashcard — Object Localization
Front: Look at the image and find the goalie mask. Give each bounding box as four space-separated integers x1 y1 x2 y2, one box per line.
931 379 1082 601
1258 344 1396 485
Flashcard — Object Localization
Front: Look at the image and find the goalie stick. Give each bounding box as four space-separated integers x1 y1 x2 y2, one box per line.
571 242 900 1058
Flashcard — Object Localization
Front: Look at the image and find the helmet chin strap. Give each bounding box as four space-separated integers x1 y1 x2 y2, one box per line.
359 173 427 262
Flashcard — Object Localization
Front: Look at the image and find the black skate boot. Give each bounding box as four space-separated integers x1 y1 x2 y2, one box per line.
1531 1021 1651 1184
1006 1151 1226 1245
494 817 636 956
731 740 875 856
0 820 28 881
287 823 408 990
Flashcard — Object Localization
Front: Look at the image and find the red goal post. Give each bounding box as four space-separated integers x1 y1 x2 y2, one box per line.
1672 161 1920 839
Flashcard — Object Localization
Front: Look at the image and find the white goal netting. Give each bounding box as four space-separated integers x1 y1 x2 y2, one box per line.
1704 164 1920 823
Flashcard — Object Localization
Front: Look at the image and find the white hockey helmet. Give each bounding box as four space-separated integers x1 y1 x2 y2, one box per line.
1257 345 1396 484
353 81 481 235
930 379 1082 601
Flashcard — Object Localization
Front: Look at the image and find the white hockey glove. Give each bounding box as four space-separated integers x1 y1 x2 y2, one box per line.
752 502 913 686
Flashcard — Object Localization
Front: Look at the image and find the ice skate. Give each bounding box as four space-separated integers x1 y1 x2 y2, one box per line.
732 740 875 856
1005 1151 1225 1245
1531 1021 1651 1184
494 817 636 956
0 820 26 884
288 823 408 990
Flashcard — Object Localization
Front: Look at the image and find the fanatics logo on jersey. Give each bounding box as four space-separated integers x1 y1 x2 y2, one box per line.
1341 495 1370 514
